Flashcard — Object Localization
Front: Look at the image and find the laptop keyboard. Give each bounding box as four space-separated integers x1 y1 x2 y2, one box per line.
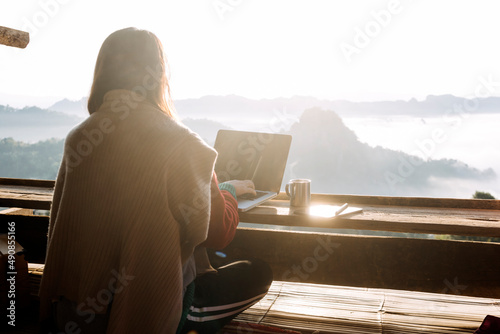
239 191 269 200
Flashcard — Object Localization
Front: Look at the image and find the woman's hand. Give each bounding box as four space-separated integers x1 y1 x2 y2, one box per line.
224 180 256 197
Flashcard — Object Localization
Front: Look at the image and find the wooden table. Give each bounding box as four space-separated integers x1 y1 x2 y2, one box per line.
2 177 500 238
0 178 54 210
240 194 500 238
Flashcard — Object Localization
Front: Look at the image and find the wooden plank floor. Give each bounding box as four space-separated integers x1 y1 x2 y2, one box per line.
230 281 500 333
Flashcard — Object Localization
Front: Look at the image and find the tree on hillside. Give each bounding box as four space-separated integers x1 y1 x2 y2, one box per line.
472 191 496 199
0 138 64 180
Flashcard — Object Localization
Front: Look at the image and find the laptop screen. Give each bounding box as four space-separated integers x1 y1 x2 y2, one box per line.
213 130 292 193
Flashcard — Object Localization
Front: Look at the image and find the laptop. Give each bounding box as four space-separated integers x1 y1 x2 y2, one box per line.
214 130 292 212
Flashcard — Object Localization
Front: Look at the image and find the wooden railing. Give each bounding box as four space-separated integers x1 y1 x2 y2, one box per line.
1 177 500 299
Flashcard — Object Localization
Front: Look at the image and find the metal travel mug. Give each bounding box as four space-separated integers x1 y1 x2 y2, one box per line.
285 179 311 207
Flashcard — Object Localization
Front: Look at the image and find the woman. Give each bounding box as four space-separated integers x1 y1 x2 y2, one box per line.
39 28 272 334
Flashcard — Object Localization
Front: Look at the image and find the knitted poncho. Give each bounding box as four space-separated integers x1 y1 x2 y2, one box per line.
39 90 217 333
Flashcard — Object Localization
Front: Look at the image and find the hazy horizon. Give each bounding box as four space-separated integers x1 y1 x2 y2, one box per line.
5 91 500 111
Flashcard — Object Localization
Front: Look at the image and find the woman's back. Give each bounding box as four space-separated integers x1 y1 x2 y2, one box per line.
40 89 217 333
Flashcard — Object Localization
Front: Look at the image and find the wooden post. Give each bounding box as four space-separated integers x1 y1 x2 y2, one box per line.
0 26 30 49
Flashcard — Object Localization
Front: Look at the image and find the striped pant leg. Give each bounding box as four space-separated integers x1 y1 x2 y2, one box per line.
180 259 273 334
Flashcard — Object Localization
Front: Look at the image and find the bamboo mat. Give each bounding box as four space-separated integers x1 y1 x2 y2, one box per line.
231 281 500 334
26 265 499 333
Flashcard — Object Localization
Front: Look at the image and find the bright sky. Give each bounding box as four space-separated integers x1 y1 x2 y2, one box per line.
1 0 500 107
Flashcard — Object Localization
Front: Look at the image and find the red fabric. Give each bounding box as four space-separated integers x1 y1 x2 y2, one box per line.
474 315 500 334
200 173 239 249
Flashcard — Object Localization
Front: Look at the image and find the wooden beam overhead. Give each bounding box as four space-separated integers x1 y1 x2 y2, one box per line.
0 26 29 49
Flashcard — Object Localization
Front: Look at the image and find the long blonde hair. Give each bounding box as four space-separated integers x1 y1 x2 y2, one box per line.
87 27 175 117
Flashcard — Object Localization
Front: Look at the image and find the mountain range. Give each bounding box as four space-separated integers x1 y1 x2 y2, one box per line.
0 95 496 197
282 108 495 196
44 94 500 120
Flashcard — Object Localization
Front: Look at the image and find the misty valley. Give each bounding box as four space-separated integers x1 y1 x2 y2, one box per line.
1 94 499 200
